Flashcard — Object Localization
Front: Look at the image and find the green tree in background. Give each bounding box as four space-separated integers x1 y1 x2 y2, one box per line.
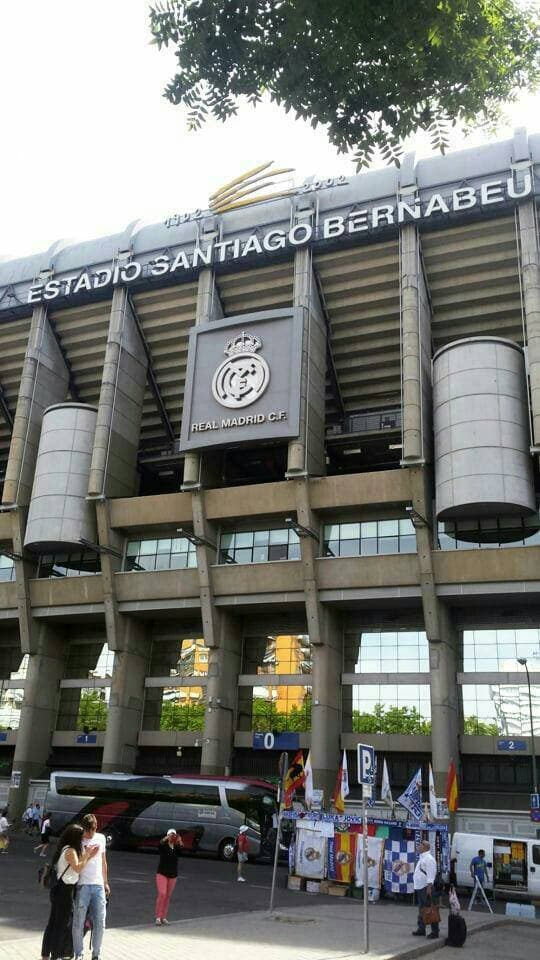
160 699 206 730
252 695 312 732
463 714 499 735
352 703 432 734
77 690 108 731
149 1 540 167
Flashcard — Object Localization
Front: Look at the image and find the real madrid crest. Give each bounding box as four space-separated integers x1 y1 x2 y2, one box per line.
211 331 270 409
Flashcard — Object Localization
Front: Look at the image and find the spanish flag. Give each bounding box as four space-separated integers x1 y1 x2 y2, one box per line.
446 759 459 812
283 750 305 806
332 750 349 813
328 830 357 883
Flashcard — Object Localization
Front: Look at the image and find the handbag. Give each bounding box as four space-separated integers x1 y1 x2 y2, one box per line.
421 903 441 926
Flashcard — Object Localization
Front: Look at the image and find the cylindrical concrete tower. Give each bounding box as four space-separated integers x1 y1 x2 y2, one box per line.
24 402 98 551
433 337 535 519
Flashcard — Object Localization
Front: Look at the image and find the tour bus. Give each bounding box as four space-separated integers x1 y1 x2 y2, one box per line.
46 771 279 861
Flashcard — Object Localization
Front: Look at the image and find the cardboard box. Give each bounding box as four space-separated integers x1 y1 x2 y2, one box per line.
328 883 348 897
287 876 306 891
306 881 320 894
319 880 330 894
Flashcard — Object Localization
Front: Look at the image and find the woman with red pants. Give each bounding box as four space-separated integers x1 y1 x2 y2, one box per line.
155 829 183 925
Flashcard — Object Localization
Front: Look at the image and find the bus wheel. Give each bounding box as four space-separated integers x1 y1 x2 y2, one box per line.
219 838 236 862
104 829 120 850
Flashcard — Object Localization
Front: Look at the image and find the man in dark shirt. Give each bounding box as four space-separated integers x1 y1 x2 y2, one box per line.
155 829 183 925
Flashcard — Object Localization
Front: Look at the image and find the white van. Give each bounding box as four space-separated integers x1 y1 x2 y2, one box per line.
452 832 540 898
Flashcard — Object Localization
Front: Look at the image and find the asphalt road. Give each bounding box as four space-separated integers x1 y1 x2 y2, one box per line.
0 833 294 942
0 834 514 945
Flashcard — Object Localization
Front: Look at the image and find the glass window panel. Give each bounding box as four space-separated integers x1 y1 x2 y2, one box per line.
235 532 254 548
268 543 288 562
361 522 377 539
378 537 399 554
170 553 188 569
252 546 268 563
220 533 234 549
339 523 360 540
324 524 340 540
157 539 172 553
287 529 300 544
269 529 288 544
233 548 252 564
325 540 340 557
338 539 360 557
287 542 301 560
155 554 170 570
253 530 270 545
399 535 417 554
187 552 197 569
378 520 399 537
139 539 158 555
360 537 377 556
399 518 415 535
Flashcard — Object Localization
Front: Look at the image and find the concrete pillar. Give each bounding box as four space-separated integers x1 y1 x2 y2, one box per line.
7 623 65 817
3 305 69 506
200 614 242 775
311 610 342 801
88 287 148 498
517 198 540 450
429 606 460 796
101 618 148 773
182 269 223 490
287 239 327 478
400 222 432 465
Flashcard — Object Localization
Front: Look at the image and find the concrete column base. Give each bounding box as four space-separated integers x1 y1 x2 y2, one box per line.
101 619 148 773
200 614 241 775
8 624 66 817
429 605 460 796
311 611 342 802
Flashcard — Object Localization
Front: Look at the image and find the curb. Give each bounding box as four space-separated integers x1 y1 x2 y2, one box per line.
388 916 528 960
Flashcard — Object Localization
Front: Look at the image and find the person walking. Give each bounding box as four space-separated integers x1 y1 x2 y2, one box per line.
35 811 52 857
0 808 10 854
41 824 99 960
412 840 440 940
155 828 183 925
72 814 110 960
23 803 33 834
236 825 249 882
31 801 42 836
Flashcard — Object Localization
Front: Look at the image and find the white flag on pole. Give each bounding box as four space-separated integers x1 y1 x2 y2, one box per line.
342 749 350 799
304 750 314 808
381 758 393 809
428 763 438 821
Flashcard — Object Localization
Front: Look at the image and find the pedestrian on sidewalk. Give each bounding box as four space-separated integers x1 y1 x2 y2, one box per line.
155 828 183 925
412 840 440 940
31 801 42 836
0 807 10 853
236 825 249 882
72 813 110 960
23 803 33 834
41 824 100 960
35 812 52 857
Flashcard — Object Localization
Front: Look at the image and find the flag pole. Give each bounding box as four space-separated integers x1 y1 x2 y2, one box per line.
362 788 369 954
269 751 288 915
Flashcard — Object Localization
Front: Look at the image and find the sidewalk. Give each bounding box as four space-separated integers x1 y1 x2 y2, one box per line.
0 900 529 960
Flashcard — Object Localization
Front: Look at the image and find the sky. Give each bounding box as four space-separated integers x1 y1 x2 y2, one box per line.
1 0 539 259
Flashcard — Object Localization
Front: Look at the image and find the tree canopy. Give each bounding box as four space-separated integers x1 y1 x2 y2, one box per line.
149 0 540 167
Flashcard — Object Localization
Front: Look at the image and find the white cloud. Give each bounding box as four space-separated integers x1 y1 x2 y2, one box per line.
0 0 538 258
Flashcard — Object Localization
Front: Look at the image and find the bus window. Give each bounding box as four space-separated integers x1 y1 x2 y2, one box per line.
163 783 220 806
225 789 270 832
533 845 540 866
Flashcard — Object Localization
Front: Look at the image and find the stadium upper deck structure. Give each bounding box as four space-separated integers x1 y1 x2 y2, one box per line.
0 128 539 815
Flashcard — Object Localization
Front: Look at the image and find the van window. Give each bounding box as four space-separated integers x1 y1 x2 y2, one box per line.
533 845 540 866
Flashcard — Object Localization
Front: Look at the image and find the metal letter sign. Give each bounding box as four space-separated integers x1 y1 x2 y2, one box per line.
357 743 375 785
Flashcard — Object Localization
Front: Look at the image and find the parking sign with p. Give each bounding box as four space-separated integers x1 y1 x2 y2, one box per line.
357 743 375 785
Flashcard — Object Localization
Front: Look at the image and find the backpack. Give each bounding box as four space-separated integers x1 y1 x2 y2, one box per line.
38 860 68 890
445 912 467 948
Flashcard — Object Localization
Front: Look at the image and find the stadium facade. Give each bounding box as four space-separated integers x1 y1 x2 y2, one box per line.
1 128 540 816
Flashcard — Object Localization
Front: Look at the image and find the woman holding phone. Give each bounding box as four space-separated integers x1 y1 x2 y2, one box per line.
155 828 183 925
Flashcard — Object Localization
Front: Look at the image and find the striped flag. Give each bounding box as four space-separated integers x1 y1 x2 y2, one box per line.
332 750 349 813
397 767 423 820
283 750 305 807
446 759 459 812
428 763 438 820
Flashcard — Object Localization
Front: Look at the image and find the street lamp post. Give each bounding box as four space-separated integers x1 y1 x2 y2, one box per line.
517 658 538 795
